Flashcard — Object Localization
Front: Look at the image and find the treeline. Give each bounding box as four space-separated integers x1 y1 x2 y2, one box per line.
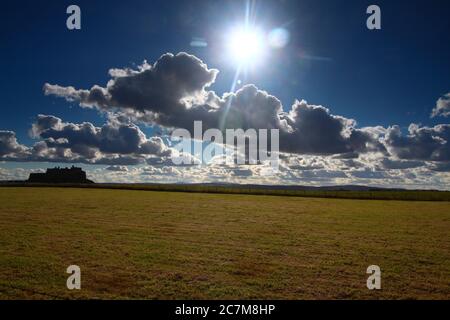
2 182 450 201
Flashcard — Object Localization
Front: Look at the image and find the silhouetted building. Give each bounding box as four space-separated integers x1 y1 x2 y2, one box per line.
28 166 94 184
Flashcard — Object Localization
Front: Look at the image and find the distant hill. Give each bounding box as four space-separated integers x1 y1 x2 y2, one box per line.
0 180 429 192
1 180 448 201
176 183 406 192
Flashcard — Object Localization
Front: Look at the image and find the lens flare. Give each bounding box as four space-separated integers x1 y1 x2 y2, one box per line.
268 28 290 48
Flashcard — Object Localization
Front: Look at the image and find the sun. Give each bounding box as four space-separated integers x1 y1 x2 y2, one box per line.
227 27 265 66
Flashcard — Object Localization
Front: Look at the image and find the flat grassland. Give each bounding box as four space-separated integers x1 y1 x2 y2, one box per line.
0 187 449 299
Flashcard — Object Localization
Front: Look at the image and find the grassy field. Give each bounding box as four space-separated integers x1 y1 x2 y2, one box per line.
0 187 449 299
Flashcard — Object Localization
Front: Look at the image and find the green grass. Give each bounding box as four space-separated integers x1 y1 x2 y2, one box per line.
0 187 449 299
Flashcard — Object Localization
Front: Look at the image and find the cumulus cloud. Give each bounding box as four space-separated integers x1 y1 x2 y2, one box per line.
385 124 450 162
378 158 425 170
44 52 219 117
32 114 172 158
44 52 387 158
1 52 449 187
1 115 174 165
280 101 386 155
431 93 450 118
0 131 29 156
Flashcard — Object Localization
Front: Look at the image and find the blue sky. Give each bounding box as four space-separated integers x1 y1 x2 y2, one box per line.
1 0 449 188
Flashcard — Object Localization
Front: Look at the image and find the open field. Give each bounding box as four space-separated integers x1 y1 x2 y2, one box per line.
0 187 449 299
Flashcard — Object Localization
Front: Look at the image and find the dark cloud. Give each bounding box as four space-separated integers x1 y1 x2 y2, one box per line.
1 115 173 165
351 170 387 180
44 52 387 158
299 170 347 180
429 162 450 172
1 52 446 188
339 159 365 170
280 101 386 155
378 158 425 170
33 115 171 157
44 52 218 116
86 156 143 166
385 124 450 161
289 164 325 171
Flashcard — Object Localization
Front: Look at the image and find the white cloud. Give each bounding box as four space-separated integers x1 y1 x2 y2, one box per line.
431 93 450 118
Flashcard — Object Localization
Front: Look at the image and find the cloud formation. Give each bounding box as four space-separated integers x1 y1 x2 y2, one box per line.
44 52 388 158
32 114 172 159
385 124 450 162
1 52 449 188
0 131 28 157
44 52 219 123
1 115 174 165
105 165 129 172
280 100 386 155
431 93 450 118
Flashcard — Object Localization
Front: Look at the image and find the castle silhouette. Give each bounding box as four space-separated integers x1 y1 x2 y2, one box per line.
28 166 94 184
